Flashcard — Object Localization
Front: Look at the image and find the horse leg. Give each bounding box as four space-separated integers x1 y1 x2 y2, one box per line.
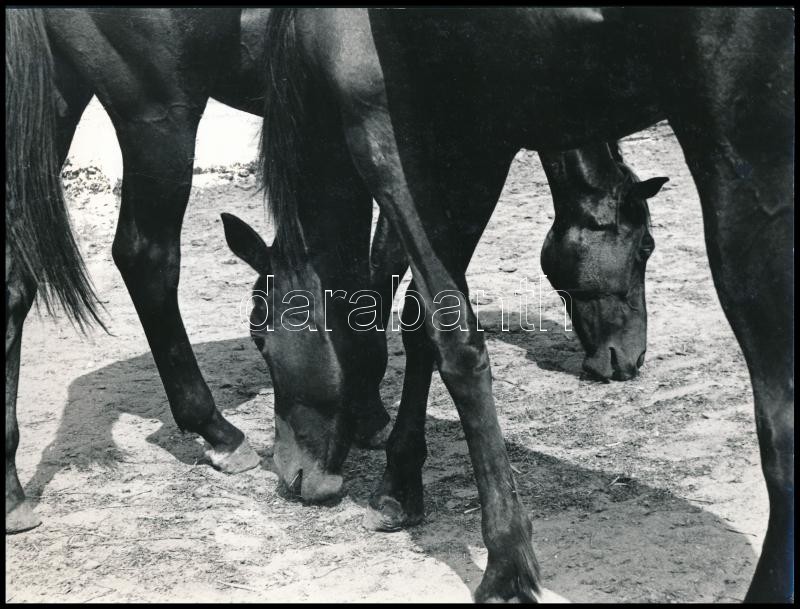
335 49 539 603
365 149 514 532
678 144 793 603
5 42 94 534
363 280 432 530
679 147 793 602
663 19 793 600
5 248 39 533
370 212 410 327
110 108 259 473
349 213 413 452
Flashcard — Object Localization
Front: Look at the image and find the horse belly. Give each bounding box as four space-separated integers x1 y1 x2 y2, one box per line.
384 8 665 149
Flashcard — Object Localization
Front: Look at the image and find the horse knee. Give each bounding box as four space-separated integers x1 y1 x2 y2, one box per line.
5 415 20 456
112 233 179 285
432 330 489 380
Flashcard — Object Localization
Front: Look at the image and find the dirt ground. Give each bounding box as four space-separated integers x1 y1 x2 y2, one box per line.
6 100 767 603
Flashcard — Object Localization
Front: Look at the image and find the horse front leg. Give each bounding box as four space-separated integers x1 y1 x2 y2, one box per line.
686 152 794 603
365 148 514 536
669 103 793 606
662 14 794 598
110 107 260 474
336 68 541 608
695 165 793 602
364 283 432 530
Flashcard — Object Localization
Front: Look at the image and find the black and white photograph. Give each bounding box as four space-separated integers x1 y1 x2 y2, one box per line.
5 7 794 603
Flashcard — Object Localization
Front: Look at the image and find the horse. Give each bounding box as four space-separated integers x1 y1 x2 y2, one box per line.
245 7 793 603
5 8 663 533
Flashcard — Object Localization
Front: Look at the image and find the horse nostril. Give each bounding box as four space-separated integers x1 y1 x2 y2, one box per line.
609 347 620 372
609 347 640 381
289 470 303 496
636 352 646 368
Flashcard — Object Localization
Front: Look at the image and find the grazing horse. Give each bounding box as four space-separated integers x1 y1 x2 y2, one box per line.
250 7 793 603
369 143 667 381
5 8 661 532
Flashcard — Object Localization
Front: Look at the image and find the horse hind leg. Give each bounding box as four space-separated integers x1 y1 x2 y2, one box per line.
5 247 40 533
5 10 93 534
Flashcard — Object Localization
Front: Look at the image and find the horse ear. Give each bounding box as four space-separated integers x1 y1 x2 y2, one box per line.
221 213 271 274
630 177 669 200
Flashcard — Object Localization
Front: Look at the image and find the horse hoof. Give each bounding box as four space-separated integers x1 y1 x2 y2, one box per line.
362 496 423 532
6 501 41 534
206 438 261 474
354 421 392 450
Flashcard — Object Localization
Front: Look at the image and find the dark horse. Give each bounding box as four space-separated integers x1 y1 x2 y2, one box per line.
6 9 663 531
240 8 792 603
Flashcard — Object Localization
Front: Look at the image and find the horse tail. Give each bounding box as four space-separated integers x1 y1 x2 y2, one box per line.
5 8 106 332
259 7 309 272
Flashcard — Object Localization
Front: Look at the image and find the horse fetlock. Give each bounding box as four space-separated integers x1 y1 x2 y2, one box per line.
475 545 543 603
363 494 424 532
364 471 424 532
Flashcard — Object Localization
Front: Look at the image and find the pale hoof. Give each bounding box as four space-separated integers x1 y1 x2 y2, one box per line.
206 438 261 474
6 501 41 534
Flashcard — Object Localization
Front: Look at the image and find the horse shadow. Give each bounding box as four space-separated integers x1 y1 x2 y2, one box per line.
344 427 756 602
23 336 272 507
24 334 755 601
477 309 587 378
346 323 755 601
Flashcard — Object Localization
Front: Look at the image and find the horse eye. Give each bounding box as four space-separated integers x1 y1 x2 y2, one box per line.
640 234 655 255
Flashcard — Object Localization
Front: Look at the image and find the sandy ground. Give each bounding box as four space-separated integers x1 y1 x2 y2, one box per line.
6 99 767 603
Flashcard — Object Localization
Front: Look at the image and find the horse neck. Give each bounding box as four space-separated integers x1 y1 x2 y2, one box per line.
542 142 625 222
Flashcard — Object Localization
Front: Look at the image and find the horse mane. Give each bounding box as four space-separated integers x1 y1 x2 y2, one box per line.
6 8 106 332
608 140 652 229
259 7 309 275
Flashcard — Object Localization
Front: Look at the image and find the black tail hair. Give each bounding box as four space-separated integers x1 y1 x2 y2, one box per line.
6 8 106 332
259 7 309 272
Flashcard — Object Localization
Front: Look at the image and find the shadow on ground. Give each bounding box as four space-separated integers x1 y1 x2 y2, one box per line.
24 337 271 507
477 309 587 378
24 334 755 602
